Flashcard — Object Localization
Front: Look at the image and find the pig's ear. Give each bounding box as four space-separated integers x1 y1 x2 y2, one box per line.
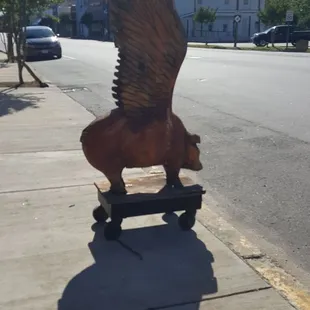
190 134 201 144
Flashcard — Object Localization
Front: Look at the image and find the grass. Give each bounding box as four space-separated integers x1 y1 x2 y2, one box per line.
188 43 310 53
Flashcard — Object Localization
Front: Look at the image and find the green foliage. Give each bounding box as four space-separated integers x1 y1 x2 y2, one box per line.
0 0 62 81
293 0 310 28
39 13 59 30
258 0 310 28
81 12 93 28
258 0 289 26
1 0 62 22
59 12 71 25
193 6 217 25
193 6 217 36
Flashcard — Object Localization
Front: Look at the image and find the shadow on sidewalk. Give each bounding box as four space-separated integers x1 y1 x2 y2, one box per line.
0 88 41 117
58 214 218 310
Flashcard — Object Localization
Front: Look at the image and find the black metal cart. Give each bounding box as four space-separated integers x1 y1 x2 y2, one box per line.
93 174 206 240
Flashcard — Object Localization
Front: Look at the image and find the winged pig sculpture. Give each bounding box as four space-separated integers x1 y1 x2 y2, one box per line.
80 0 203 194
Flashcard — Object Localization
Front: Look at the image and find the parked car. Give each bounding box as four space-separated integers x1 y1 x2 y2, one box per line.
251 25 310 47
22 26 62 60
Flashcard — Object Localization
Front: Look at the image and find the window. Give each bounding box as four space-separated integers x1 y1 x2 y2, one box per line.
197 0 202 4
208 24 213 31
244 0 249 4
224 0 229 4
25 27 55 39
223 24 228 32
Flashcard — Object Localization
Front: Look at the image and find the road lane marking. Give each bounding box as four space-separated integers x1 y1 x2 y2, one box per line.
63 55 76 60
188 56 202 59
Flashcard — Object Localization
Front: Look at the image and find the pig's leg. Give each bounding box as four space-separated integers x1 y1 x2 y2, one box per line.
106 171 127 195
163 165 184 189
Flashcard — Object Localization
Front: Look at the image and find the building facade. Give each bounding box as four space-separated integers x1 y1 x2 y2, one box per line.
73 0 266 42
75 0 109 39
175 0 266 42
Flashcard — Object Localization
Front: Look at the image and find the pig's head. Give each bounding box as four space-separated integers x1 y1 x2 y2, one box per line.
182 133 203 171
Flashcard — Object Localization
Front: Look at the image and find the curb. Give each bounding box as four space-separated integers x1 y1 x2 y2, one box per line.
23 61 49 87
197 200 310 310
0 49 49 87
144 167 310 310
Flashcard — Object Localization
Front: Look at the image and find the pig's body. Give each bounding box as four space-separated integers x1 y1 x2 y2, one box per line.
80 108 202 194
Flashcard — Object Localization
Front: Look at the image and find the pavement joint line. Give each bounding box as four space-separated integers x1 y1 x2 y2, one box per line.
147 286 272 310
0 170 149 195
63 55 76 60
0 148 82 155
0 183 94 195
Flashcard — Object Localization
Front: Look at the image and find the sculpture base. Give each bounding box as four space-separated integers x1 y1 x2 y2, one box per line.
93 174 206 241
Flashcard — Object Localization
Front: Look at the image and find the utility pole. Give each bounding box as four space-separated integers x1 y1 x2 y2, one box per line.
258 0 261 32
193 0 197 38
233 0 240 48
106 0 110 41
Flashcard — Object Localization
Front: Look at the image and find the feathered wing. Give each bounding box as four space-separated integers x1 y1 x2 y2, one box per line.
109 0 187 119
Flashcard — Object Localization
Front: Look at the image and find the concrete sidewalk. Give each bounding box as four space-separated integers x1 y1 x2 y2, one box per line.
0 52 35 86
0 73 295 308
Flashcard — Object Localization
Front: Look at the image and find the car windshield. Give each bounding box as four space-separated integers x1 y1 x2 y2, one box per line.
25 28 55 39
264 26 276 34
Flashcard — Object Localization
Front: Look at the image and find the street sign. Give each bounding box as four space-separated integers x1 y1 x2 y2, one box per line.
286 10 294 22
234 15 241 23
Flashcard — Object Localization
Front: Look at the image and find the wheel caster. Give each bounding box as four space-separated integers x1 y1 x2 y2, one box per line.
93 206 109 223
178 212 196 231
104 221 122 240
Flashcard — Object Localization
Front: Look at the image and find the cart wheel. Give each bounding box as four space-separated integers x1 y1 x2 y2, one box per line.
178 212 196 231
93 206 109 223
104 221 122 241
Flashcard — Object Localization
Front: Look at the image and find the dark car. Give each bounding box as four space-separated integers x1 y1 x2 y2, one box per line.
22 26 62 60
251 25 310 47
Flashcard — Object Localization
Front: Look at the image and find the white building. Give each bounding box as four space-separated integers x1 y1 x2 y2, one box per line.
75 0 108 39
175 0 266 42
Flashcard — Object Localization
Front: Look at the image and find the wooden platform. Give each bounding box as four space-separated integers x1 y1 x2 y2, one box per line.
94 174 205 217
93 173 206 240
96 174 196 194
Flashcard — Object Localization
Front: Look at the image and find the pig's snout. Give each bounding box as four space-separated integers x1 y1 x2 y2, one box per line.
194 161 203 171
182 160 203 171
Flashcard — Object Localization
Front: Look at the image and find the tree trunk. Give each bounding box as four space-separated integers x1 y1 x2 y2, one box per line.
200 23 203 37
14 32 24 85
7 33 14 62
17 58 24 85
7 7 15 63
24 62 48 87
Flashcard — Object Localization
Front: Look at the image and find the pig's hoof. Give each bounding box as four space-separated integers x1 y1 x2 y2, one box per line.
109 185 127 195
173 181 184 189
166 181 184 189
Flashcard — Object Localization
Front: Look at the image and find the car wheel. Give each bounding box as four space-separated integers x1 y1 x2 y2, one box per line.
258 40 267 47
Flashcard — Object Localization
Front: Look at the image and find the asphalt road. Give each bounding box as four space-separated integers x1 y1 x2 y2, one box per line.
29 38 310 285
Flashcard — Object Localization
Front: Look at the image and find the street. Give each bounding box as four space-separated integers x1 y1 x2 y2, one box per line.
30 38 310 285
